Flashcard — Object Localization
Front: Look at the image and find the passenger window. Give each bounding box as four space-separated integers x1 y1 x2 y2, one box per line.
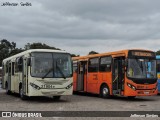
99 56 112 72
73 63 78 73
6 63 8 73
157 60 160 72
88 58 99 72
12 62 15 75
17 57 23 72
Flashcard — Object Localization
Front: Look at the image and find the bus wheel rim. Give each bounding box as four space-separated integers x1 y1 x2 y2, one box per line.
103 88 108 95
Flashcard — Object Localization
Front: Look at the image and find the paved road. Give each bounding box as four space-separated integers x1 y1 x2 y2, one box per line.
0 88 160 120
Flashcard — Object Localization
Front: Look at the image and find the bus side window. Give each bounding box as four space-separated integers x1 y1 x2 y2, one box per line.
73 63 78 73
18 57 23 72
6 63 8 73
2 64 5 76
12 62 15 75
15 58 18 73
99 56 112 72
157 60 160 72
88 58 99 72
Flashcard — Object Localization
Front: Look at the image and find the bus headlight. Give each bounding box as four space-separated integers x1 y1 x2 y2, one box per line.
127 83 136 91
127 83 131 88
30 82 41 90
132 86 136 91
66 83 73 89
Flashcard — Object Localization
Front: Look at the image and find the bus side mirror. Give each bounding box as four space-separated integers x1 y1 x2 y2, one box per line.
27 58 31 66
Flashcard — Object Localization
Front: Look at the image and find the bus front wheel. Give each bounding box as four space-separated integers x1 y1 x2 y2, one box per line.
19 87 27 100
5 83 11 95
100 84 110 98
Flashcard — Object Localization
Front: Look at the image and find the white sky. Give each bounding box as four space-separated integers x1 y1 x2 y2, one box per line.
0 0 160 55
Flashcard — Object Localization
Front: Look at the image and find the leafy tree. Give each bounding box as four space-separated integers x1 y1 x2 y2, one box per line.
24 42 60 50
156 50 160 55
25 42 80 57
0 39 23 66
88 51 98 55
71 54 79 57
0 40 81 66
9 48 24 56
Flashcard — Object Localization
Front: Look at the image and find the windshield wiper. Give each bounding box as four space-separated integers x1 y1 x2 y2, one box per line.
42 67 54 79
42 65 66 79
56 65 66 79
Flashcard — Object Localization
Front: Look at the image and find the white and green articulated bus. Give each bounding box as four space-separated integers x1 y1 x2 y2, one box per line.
2 49 73 100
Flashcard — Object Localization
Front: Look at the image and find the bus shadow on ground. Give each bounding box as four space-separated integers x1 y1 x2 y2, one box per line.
9 93 69 103
73 91 158 102
73 91 99 97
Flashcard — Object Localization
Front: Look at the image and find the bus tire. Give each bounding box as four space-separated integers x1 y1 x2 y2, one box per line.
19 87 27 100
5 82 11 95
100 84 110 98
53 96 61 100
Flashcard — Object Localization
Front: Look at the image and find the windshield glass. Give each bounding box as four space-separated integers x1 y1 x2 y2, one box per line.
31 52 72 78
157 59 160 73
127 58 156 79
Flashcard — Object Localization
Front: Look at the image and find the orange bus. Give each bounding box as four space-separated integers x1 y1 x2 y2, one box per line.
72 49 158 98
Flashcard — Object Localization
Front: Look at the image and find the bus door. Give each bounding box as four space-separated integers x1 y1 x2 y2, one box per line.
112 57 125 95
8 62 11 91
11 62 15 91
77 61 87 91
22 58 28 95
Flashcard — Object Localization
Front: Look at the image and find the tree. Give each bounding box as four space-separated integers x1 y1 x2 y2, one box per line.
0 40 80 66
25 42 80 57
9 48 24 56
88 51 98 55
24 42 60 50
156 50 160 55
0 39 23 66
71 54 79 57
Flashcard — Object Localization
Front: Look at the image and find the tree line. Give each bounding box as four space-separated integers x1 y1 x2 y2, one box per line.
0 39 74 66
2 39 159 67
0 39 99 66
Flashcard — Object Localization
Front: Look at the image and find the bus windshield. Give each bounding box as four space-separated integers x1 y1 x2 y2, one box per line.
127 58 156 79
157 59 160 73
31 52 72 78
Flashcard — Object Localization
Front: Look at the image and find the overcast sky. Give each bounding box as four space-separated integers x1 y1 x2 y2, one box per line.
0 0 160 55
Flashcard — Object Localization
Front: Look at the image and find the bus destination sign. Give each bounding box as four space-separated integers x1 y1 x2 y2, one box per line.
132 51 153 57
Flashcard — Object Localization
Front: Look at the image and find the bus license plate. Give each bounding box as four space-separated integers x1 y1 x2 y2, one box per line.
144 92 149 94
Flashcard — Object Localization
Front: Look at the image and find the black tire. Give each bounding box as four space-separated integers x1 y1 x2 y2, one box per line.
19 87 27 100
53 96 61 100
5 83 11 95
100 84 110 98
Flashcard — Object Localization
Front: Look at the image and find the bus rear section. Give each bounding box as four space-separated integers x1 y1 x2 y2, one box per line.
156 55 160 93
2 49 73 100
73 49 158 98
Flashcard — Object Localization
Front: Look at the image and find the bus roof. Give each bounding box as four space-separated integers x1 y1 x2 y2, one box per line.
72 49 154 61
2 49 67 63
